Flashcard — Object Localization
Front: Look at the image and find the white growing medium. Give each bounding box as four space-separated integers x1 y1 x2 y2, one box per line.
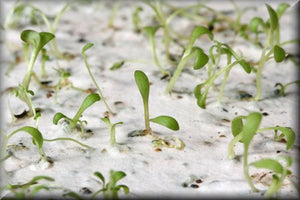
0 0 298 199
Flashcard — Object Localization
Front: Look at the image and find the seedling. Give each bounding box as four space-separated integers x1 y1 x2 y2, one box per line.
14 30 54 117
53 93 101 137
0 176 55 199
142 26 169 76
166 26 213 93
91 170 129 199
81 43 115 116
134 70 179 135
194 41 251 108
1 126 93 164
274 80 300 96
101 117 123 146
228 112 295 195
108 2 120 29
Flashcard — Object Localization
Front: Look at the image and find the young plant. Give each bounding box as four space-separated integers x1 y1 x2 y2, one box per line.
194 41 251 108
142 26 169 76
274 80 300 96
248 4 292 100
13 30 54 117
134 70 179 135
91 170 129 200
0 176 55 199
53 93 101 137
101 117 123 146
165 26 213 93
228 112 295 195
81 43 115 116
108 2 121 29
132 6 143 33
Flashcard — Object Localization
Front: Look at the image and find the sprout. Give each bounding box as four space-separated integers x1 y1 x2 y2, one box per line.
228 112 295 195
166 26 213 93
91 170 129 200
81 43 115 116
101 117 123 146
53 93 101 137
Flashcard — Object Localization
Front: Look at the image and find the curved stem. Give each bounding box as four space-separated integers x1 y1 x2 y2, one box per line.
228 133 243 159
44 137 93 149
243 145 259 192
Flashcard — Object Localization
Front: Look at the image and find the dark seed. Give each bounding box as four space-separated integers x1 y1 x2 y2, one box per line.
276 150 281 153
222 118 230 123
219 135 226 138
182 183 188 187
77 38 86 43
155 148 162 152
80 187 92 194
190 184 199 188
41 80 53 85
262 112 269 116
14 110 29 119
195 179 203 184
238 90 252 100
222 108 228 112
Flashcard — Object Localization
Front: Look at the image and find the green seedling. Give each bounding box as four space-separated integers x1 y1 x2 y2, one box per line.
13 30 54 118
194 41 251 108
247 4 293 100
228 112 295 195
91 170 129 200
101 117 123 146
53 93 101 137
134 70 179 135
274 80 300 96
132 6 143 32
142 26 169 76
81 43 115 116
0 176 55 199
1 126 93 163
250 156 293 197
5 3 70 58
166 26 213 93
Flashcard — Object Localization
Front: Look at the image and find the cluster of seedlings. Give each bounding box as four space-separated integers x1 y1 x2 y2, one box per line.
0 1 298 199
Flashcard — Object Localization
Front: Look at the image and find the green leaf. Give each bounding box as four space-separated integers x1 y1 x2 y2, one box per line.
21 30 55 54
276 3 290 18
110 61 125 71
192 47 209 70
81 43 94 54
194 83 206 109
231 116 245 137
187 26 213 51
274 45 286 63
116 185 130 194
242 112 262 146
111 170 126 184
237 59 251 73
10 126 44 149
250 158 283 174
53 112 69 125
249 17 265 33
266 4 279 31
74 93 101 122
101 117 111 126
273 127 295 150
143 26 160 37
94 172 105 184
134 70 149 104
150 115 179 131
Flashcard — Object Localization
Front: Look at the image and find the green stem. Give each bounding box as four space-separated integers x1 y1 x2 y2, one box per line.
228 133 243 159
22 51 38 91
82 54 114 115
218 68 230 102
243 145 259 192
44 137 93 149
149 35 168 75
143 99 151 134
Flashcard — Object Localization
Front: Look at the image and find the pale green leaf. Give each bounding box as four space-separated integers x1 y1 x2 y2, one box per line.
274 45 286 63
242 112 262 146
81 43 94 54
150 115 179 131
250 158 283 174
266 4 279 31
134 70 149 103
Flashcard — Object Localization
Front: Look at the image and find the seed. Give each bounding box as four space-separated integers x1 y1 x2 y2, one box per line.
190 184 199 188
195 179 203 184
155 148 162 152
262 112 269 116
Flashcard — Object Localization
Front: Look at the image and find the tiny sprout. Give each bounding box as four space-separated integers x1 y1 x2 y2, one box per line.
81 43 115 116
194 41 251 108
133 70 180 137
53 93 101 137
228 112 295 194
110 60 125 71
1 176 55 199
143 26 169 76
101 117 123 146
108 2 121 29
274 80 300 96
91 170 129 200
166 26 213 93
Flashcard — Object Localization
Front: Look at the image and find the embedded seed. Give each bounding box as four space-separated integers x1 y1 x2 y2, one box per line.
190 184 199 188
195 179 203 184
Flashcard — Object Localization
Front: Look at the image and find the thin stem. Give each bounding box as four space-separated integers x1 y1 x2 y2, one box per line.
22 51 38 91
44 137 93 149
143 99 151 134
149 35 168 75
82 54 114 115
218 68 230 102
243 145 259 192
110 125 116 146
228 133 243 159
